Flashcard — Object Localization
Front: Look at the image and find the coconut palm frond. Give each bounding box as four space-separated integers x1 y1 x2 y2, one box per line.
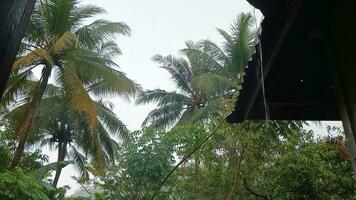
76 19 131 48
97 41 122 59
13 49 53 70
68 147 90 180
192 73 236 96
135 89 189 106
90 134 107 170
96 100 129 139
182 43 225 75
142 104 183 129
152 54 193 95
52 31 77 54
228 13 256 75
70 4 107 28
88 68 139 100
61 69 98 129
97 122 118 163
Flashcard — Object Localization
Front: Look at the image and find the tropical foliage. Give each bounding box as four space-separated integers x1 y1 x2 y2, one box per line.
136 53 220 129
0 0 354 199
137 13 257 129
33 96 126 186
4 0 138 168
93 121 356 199
0 169 49 200
184 13 257 94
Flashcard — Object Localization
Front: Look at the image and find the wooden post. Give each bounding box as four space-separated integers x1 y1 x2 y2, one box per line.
0 0 36 99
339 100 356 176
328 43 356 177
334 72 356 176
329 0 356 176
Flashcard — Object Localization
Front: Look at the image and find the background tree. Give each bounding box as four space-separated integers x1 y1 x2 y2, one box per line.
136 13 257 130
93 120 355 199
0 117 49 172
0 169 50 200
6 77 130 187
95 128 176 199
183 13 257 101
0 119 70 200
36 99 127 187
136 53 221 129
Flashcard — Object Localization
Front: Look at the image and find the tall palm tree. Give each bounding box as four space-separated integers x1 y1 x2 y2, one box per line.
136 14 257 129
6 0 138 168
135 53 220 129
34 97 127 187
182 13 257 100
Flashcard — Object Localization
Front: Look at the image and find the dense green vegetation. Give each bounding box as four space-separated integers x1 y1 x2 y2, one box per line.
92 121 355 199
0 0 354 199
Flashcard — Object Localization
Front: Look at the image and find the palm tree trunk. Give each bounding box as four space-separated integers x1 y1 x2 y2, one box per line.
10 65 51 169
53 141 67 187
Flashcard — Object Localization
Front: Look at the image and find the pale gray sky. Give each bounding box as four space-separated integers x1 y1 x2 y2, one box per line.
42 0 341 195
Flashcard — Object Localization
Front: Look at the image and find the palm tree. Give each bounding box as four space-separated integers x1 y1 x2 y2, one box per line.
182 13 257 101
37 98 127 187
6 0 138 168
7 82 129 187
136 53 220 129
136 14 257 129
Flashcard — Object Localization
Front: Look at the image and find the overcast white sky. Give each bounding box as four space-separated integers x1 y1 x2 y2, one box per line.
42 0 341 195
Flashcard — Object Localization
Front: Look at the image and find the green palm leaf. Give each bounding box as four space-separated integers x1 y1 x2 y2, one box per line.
13 48 53 70
68 147 90 180
142 103 183 129
152 54 193 94
76 19 131 48
61 68 98 129
193 73 236 96
136 89 189 106
96 100 129 139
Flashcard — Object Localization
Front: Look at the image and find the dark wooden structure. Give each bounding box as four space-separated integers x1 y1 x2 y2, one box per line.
227 0 356 174
0 0 36 98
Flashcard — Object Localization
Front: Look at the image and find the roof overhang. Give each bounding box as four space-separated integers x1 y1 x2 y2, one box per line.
227 0 356 123
0 0 36 98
